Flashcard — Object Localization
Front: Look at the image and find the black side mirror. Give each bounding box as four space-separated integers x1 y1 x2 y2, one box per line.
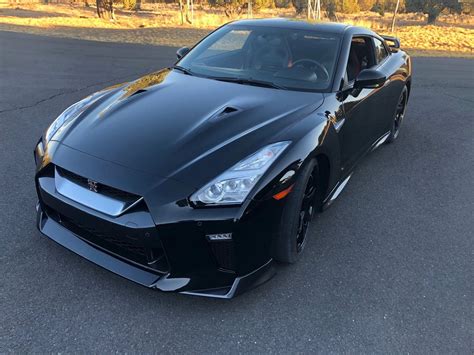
176 47 190 60
354 69 386 89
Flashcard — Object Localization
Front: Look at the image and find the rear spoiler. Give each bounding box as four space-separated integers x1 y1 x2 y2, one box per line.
381 35 400 49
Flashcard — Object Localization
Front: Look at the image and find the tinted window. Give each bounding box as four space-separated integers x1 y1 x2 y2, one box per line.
178 25 341 92
373 38 388 64
200 30 251 58
346 37 375 82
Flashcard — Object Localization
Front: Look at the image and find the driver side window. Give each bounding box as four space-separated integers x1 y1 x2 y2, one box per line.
346 37 375 82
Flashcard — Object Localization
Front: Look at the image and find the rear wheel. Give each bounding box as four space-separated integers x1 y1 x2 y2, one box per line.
386 86 408 143
273 160 319 263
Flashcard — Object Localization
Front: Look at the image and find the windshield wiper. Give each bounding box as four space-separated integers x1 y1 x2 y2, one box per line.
211 77 285 90
171 65 194 76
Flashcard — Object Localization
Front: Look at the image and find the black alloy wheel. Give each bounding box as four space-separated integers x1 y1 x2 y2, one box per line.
273 159 319 263
387 86 408 143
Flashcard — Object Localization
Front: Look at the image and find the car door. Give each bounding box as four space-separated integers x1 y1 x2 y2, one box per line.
338 36 385 171
371 36 404 137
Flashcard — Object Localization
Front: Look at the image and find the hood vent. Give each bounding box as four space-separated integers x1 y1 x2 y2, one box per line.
209 106 240 121
221 106 238 115
129 89 147 97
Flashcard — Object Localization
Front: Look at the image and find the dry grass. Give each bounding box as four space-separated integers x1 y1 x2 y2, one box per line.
0 3 473 56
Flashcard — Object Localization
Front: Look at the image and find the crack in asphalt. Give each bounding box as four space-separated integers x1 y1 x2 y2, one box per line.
0 71 144 115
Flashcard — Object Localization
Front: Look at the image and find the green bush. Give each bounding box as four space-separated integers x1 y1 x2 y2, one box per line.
406 0 461 23
291 0 305 14
371 0 384 16
322 0 360 14
208 0 274 14
253 0 274 11
358 0 376 11
340 0 359 13
274 0 291 8
208 0 245 16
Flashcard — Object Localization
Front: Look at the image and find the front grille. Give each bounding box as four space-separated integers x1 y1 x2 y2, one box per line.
45 206 168 273
56 166 140 203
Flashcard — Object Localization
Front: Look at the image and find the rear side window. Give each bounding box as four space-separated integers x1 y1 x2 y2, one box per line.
373 38 389 64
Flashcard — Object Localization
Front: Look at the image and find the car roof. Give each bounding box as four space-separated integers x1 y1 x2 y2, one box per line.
230 18 374 36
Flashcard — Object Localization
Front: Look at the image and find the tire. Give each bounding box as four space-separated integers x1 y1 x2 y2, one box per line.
273 159 319 263
386 86 408 144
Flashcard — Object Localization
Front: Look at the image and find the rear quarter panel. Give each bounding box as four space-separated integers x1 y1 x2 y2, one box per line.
378 49 411 132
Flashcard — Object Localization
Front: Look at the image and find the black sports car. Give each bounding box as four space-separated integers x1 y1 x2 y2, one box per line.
35 19 411 298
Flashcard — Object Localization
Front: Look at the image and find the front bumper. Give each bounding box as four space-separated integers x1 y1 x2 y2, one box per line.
34 142 279 298
37 202 274 298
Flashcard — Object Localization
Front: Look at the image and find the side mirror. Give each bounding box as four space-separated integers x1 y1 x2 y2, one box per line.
354 69 386 89
176 47 190 60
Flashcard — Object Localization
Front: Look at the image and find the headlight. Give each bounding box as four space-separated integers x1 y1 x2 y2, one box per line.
191 141 290 205
45 91 108 143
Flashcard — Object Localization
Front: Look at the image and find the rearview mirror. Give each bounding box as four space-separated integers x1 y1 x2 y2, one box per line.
176 47 190 60
354 69 386 89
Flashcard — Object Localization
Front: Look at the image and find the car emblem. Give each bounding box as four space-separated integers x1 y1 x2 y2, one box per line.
87 179 99 193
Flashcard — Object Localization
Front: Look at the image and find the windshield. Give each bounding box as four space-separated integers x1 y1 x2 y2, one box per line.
178 25 341 92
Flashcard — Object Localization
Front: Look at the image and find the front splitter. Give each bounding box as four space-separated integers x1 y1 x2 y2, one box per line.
36 204 275 298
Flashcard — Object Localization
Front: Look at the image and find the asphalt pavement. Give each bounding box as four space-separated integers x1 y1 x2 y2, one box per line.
1 31 473 353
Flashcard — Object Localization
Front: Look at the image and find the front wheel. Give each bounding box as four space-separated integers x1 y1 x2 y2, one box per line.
273 160 319 263
386 86 408 143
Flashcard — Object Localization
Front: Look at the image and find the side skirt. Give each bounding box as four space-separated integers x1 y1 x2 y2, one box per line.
322 131 390 210
371 131 391 151
322 173 352 210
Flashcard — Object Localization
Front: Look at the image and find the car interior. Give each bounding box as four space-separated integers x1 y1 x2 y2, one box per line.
346 37 376 82
190 28 341 89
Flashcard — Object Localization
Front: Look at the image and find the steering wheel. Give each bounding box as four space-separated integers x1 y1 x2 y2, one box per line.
292 59 330 81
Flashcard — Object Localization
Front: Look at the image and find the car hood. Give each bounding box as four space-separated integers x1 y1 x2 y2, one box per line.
54 69 324 188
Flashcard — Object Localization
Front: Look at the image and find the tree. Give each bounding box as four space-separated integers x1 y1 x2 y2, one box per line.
292 0 306 14
96 0 115 19
324 0 337 19
274 0 291 8
371 0 385 16
208 0 246 17
405 0 461 23
341 0 359 12
208 0 272 16
358 0 376 11
391 0 400 32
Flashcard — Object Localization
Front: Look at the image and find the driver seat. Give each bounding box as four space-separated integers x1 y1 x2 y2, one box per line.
248 34 290 70
347 47 361 82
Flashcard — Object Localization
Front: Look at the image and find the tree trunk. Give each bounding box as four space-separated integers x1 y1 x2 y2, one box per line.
179 0 184 24
185 0 192 24
427 8 441 24
134 0 142 11
390 0 399 32
327 0 336 21
96 0 114 19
